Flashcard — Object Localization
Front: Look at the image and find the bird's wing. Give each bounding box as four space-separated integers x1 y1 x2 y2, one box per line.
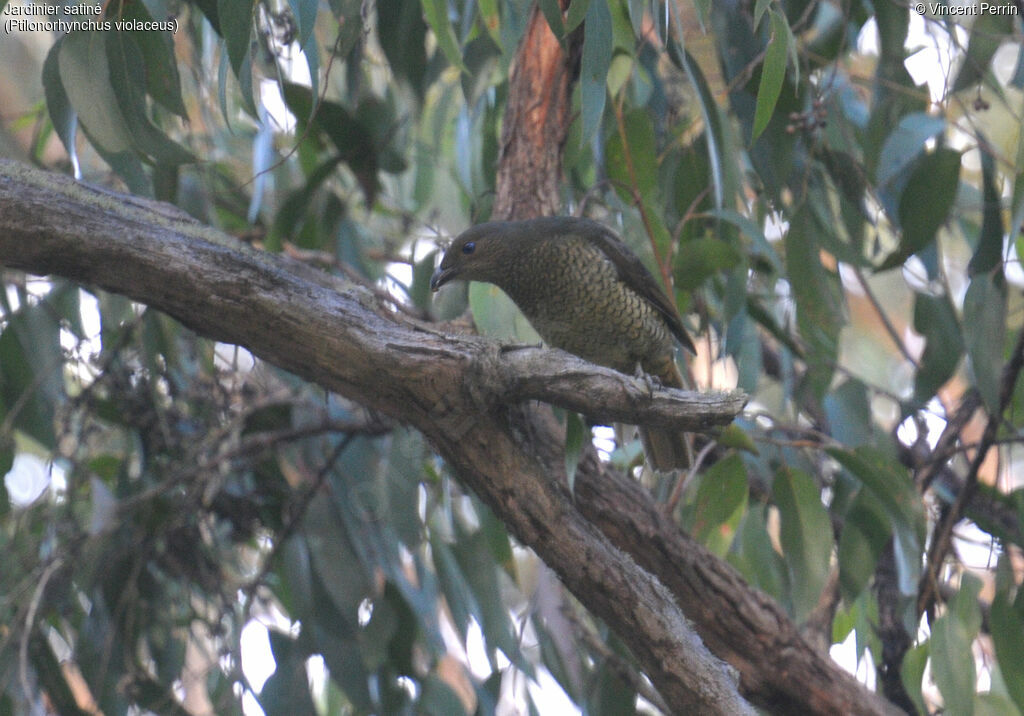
586 224 696 354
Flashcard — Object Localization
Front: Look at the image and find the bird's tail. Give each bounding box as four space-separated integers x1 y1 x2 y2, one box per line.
639 354 690 471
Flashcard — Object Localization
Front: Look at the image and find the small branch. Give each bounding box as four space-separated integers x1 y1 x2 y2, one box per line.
498 345 745 430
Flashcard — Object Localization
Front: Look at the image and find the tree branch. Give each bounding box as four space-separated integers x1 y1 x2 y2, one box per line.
0 160 752 715
0 159 901 714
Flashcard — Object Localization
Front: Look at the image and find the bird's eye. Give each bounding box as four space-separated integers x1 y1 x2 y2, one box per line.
462 241 476 254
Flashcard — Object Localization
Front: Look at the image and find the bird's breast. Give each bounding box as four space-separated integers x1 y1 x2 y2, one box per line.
499 239 673 374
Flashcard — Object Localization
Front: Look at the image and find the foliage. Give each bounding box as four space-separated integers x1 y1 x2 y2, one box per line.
2 0 1024 714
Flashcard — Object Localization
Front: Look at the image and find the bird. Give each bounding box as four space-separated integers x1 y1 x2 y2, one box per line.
430 216 695 471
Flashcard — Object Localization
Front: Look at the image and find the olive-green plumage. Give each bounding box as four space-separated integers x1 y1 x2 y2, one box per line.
430 216 695 471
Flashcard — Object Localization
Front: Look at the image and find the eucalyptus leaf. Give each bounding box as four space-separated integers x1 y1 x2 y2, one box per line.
579 0 612 146
752 10 790 142
773 467 832 623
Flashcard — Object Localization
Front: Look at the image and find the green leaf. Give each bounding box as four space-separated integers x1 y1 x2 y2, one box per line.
579 0 612 146
477 0 502 47
42 37 78 161
282 83 382 205
752 10 790 142
287 0 318 48
963 273 1007 414
913 292 964 402
422 0 468 72
975 693 1022 716
773 467 832 622
420 674 469 715
378 0 428 98
589 642 637 715
217 0 256 114
685 454 748 557
785 206 843 401
672 236 742 290
451 519 531 675
968 143 1006 276
901 642 930 716
837 488 890 601
828 447 924 596
564 0 591 33
431 536 483 642
729 503 786 600
824 379 873 448
753 0 771 30
951 573 984 637
931 609 977 716
538 0 565 37
58 31 133 154
716 424 758 454
707 208 783 272
106 31 194 165
991 559 1024 712
606 52 633 98
880 148 961 270
124 3 188 117
606 108 657 203
0 304 62 447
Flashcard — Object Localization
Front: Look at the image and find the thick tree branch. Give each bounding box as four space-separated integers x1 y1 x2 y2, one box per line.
0 160 903 714
573 449 902 716
0 160 752 715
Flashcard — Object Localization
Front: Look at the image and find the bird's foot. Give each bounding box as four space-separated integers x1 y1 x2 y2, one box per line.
634 364 660 399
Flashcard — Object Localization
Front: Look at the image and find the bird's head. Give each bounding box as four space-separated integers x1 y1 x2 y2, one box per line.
430 222 516 292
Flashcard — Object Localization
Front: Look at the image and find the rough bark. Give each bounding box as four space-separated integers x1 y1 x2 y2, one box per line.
574 448 902 716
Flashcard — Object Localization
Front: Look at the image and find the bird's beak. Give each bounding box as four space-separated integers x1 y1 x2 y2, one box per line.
430 266 458 292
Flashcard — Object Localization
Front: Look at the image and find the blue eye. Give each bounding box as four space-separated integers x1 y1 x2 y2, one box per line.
462 241 476 254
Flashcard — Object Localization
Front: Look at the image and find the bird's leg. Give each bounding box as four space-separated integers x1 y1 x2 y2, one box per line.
634 362 659 399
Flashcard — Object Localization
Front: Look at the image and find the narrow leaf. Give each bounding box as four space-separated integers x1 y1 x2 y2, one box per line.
773 467 832 622
42 38 78 165
968 144 1005 276
564 412 585 497
58 31 132 154
913 292 964 402
752 10 789 142
880 148 960 270
579 0 612 145
931 612 976 716
422 0 468 72
963 273 1007 414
